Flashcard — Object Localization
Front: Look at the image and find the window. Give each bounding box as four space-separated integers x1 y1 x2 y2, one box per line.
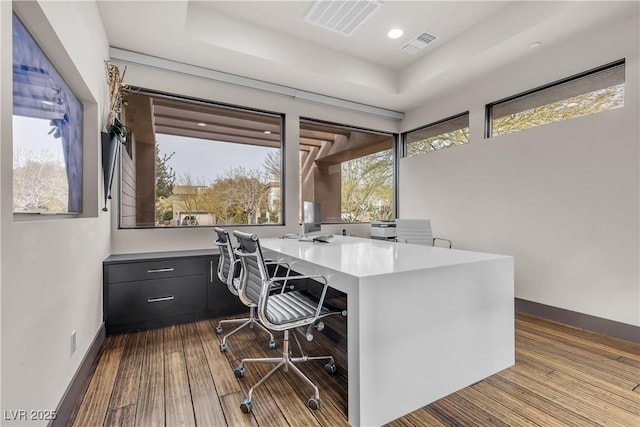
299 119 395 223
487 60 625 137
120 89 283 228
403 112 470 157
12 13 83 214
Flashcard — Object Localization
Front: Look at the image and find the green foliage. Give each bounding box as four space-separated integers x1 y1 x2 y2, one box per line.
161 165 274 226
408 127 470 156
341 149 393 222
155 146 177 224
493 84 624 136
155 146 176 199
155 197 173 225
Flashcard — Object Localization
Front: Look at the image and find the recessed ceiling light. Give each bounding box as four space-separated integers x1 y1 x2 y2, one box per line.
197 122 207 127
529 41 542 49
264 130 272 134
388 28 403 39
41 100 54 106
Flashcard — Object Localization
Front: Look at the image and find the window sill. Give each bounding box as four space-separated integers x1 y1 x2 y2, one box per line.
14 212 79 221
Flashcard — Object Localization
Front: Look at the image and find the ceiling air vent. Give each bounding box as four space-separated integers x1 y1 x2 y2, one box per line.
400 32 438 54
303 0 383 36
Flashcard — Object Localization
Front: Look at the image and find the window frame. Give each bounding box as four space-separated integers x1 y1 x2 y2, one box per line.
402 111 470 157
117 87 286 229
12 11 84 216
485 59 625 138
299 117 398 224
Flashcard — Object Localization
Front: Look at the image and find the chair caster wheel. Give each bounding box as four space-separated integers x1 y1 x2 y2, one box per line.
324 363 337 374
307 397 321 410
234 367 245 378
215 326 223 334
240 399 253 413
219 343 227 353
268 339 276 349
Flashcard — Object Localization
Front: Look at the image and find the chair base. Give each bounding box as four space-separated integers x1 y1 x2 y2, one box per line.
216 307 275 352
234 329 336 413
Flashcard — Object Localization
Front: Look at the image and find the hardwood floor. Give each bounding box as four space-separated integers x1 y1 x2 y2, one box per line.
68 313 639 426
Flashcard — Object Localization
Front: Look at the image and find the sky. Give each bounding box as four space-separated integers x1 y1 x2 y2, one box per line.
156 133 278 185
13 116 64 165
13 118 278 185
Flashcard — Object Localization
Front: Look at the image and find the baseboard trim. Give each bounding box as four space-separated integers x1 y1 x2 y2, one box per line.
515 298 639 344
49 323 106 427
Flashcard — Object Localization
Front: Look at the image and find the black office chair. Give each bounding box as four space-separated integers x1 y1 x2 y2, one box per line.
213 227 275 352
231 230 346 413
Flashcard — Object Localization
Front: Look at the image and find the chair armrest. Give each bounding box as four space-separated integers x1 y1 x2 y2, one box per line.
265 259 290 270
271 273 326 284
433 237 452 248
271 274 329 319
265 260 292 293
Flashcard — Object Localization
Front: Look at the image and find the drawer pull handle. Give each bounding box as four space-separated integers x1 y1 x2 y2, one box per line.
147 268 174 273
147 296 174 303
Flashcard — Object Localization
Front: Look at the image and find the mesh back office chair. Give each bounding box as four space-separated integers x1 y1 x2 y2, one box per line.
213 227 275 352
232 230 346 413
395 219 452 248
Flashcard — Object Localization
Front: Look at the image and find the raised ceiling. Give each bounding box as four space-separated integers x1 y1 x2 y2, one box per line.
97 1 635 112
123 91 362 153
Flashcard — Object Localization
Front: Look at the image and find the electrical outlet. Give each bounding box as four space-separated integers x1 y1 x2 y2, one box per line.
71 330 76 354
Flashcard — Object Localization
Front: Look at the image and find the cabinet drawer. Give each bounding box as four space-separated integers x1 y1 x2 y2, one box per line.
107 276 206 326
107 257 205 283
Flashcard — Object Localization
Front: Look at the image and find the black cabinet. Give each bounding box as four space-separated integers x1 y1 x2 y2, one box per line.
103 250 245 334
206 256 246 316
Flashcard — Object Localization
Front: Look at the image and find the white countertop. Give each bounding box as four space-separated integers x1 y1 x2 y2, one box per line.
261 235 510 278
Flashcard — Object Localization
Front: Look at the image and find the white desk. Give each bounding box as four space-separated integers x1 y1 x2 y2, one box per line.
261 236 514 427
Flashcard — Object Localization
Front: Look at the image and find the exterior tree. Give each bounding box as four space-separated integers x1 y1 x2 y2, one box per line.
155 197 173 225
165 167 271 226
173 174 207 225
262 151 281 223
407 127 470 156
341 149 393 222
155 146 176 198
13 149 67 212
201 185 234 224
262 150 281 183
493 84 624 135
215 167 269 224
155 146 176 224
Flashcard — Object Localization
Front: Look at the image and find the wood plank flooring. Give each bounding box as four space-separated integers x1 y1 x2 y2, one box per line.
68 313 639 426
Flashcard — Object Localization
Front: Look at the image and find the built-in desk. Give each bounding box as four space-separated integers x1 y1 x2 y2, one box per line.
103 249 245 334
261 236 514 427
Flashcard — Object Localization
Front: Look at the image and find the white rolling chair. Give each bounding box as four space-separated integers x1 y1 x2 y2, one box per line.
395 218 452 248
213 227 275 352
231 230 346 414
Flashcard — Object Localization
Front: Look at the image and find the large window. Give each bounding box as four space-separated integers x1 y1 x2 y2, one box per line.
120 90 283 228
12 13 83 214
299 119 395 223
487 60 625 137
403 112 470 157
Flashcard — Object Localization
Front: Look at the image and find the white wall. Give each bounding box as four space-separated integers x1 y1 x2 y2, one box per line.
109 63 399 254
0 2 111 425
399 12 639 326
